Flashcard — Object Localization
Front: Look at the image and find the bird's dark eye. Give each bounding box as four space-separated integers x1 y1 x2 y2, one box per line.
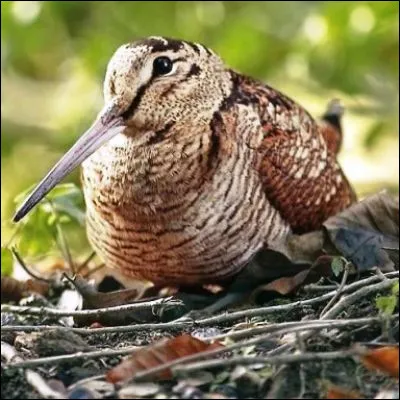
153 56 173 76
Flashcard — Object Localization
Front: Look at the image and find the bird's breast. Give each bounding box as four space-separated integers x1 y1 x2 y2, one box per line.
81 133 290 286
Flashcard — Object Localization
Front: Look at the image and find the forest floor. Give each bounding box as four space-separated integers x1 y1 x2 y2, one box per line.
1 270 399 400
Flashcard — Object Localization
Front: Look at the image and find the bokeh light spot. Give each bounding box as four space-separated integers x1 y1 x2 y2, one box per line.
11 1 42 25
350 6 376 33
302 14 328 44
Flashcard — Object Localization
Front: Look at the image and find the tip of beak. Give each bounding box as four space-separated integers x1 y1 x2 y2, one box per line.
13 204 29 223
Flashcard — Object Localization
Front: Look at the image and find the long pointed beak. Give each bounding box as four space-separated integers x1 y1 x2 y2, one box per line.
13 102 126 222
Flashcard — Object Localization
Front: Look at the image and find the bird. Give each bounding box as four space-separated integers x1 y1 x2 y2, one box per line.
14 36 357 289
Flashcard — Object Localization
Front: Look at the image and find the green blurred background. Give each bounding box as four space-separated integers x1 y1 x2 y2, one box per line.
1 1 399 261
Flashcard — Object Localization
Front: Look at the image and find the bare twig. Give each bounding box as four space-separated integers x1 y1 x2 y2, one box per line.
372 267 388 281
0 319 192 335
81 263 105 278
302 285 339 292
3 315 392 340
321 278 398 320
46 199 76 274
304 271 398 294
320 260 350 318
67 374 106 392
5 346 140 369
193 291 336 326
130 317 392 382
171 349 363 376
1 296 181 318
190 273 399 327
75 251 96 275
11 247 51 283
295 332 307 398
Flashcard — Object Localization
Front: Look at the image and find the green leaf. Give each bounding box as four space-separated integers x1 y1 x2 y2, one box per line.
331 257 345 277
392 281 399 295
14 183 85 226
1 247 14 276
11 183 86 259
376 294 398 317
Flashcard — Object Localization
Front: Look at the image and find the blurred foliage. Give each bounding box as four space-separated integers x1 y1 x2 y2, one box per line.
1 1 399 268
1 247 13 276
376 281 399 317
12 183 84 258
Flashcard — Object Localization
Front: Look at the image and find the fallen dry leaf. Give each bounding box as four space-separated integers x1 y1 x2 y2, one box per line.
1 276 49 303
326 384 363 399
252 269 310 296
106 334 223 384
359 346 399 378
69 275 157 326
251 255 341 299
71 275 140 309
323 191 399 272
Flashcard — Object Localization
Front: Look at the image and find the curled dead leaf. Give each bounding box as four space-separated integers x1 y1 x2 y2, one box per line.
106 334 223 384
359 346 399 378
326 384 363 399
251 255 339 299
323 191 399 272
1 276 49 303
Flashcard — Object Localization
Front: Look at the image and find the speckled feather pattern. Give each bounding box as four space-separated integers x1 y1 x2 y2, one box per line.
81 37 356 286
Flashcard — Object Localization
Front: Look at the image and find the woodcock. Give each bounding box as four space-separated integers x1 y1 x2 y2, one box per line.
14 37 356 287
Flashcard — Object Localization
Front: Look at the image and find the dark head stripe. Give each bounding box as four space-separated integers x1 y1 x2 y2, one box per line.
134 37 211 56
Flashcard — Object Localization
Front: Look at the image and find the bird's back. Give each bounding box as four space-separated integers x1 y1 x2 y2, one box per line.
222 71 356 233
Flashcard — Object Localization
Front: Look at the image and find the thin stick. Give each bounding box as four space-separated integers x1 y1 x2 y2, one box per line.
131 317 389 382
5 346 140 369
372 267 389 281
47 199 75 274
171 349 363 376
1 320 192 334
302 285 339 292
304 271 398 293
1 224 22 249
320 260 350 318
81 263 105 279
11 247 51 283
2 316 390 340
321 278 398 320
67 374 106 392
193 273 398 326
55 222 75 274
1 296 181 318
281 277 398 352
193 292 336 326
75 251 96 275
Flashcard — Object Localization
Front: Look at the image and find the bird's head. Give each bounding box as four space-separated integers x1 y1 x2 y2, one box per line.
13 37 231 222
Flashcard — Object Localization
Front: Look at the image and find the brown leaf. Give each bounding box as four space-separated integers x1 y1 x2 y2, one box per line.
70 275 157 326
253 269 310 296
106 334 223 384
359 346 399 378
323 191 399 272
326 384 363 399
251 255 337 298
72 275 140 309
1 276 49 303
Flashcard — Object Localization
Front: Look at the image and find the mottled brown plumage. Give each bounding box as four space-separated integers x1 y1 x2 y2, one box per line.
15 37 356 287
